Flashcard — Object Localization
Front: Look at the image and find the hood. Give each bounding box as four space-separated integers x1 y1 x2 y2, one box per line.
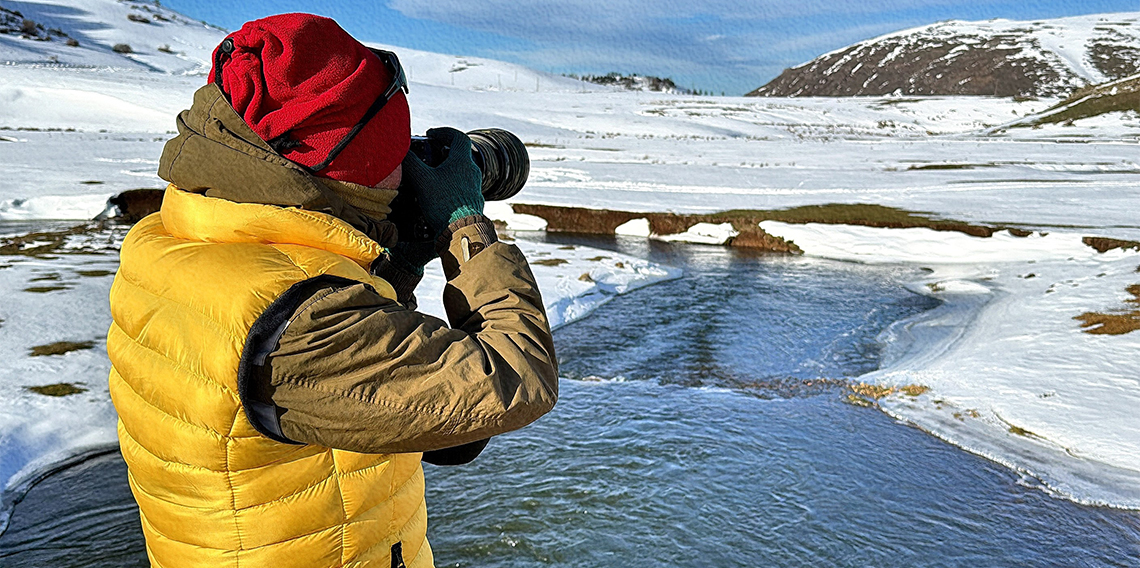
158 84 397 247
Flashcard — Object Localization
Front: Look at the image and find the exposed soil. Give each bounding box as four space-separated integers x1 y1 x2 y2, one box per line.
30 340 96 356
569 73 693 94
25 383 88 396
0 188 152 257
75 269 115 278
1075 284 1140 335
1083 236 1140 254
24 285 69 293
511 202 1030 252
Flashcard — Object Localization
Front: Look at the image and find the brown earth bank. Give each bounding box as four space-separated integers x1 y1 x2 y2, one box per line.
1083 236 1140 254
511 202 1040 252
7 192 1131 258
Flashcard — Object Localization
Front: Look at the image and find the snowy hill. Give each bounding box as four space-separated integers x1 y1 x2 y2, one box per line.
0 0 223 74
373 42 604 94
0 0 601 93
750 12 1140 98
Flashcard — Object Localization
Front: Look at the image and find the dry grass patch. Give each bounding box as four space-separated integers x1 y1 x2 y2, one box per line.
847 382 930 406
26 383 87 397
24 285 68 293
30 340 96 357
532 258 569 267
1075 284 1140 335
76 269 115 278
1022 73 1140 127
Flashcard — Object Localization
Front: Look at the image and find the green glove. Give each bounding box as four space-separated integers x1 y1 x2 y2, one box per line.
400 127 485 235
386 241 436 277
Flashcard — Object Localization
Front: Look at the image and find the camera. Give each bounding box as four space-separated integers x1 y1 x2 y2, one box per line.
409 128 530 201
393 128 530 241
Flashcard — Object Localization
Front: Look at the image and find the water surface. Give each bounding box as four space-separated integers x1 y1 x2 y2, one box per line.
3 236 1138 567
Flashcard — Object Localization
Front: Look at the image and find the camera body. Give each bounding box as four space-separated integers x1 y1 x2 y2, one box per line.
392 128 530 242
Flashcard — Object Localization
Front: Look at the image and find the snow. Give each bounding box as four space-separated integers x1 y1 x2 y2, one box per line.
614 218 650 237
657 222 738 245
761 221 1140 507
2 0 1140 520
483 201 547 231
614 219 738 244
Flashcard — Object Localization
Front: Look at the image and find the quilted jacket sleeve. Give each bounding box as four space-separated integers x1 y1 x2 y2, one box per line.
240 216 559 454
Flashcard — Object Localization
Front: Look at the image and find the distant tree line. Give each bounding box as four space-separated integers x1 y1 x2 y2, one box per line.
566 72 719 95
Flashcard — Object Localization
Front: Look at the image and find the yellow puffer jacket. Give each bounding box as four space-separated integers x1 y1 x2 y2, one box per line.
107 185 432 568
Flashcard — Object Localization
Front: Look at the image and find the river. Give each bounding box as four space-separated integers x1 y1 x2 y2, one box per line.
2 235 1138 567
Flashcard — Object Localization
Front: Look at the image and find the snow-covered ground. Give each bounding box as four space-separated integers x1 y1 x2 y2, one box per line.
761 223 1140 508
2 0 1139 522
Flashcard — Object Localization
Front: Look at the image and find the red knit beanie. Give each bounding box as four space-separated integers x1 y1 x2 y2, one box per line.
208 13 409 187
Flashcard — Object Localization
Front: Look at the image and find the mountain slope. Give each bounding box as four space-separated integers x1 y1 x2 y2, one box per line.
750 13 1140 98
997 72 1140 130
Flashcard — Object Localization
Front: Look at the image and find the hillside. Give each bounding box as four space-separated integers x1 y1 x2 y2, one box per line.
0 0 601 94
1000 72 1140 129
750 12 1140 98
0 0 223 73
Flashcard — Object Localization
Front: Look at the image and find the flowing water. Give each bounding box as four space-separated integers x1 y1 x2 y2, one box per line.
2 236 1139 567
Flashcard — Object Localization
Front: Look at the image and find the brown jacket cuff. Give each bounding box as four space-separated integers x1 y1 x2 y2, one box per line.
436 215 499 279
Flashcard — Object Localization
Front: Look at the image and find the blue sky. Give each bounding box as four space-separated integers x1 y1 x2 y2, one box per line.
162 0 1140 95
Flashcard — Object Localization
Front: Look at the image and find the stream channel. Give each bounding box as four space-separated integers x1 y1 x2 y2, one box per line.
2 234 1139 567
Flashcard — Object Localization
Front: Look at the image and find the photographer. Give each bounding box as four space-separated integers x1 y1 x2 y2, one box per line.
106 14 557 568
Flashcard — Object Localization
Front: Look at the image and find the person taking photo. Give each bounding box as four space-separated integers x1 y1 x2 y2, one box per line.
107 13 558 568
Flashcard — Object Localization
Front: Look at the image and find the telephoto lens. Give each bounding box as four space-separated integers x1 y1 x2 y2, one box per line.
409 128 530 201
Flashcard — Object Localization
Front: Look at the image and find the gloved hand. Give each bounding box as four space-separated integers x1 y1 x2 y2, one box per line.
386 240 436 277
400 127 485 235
